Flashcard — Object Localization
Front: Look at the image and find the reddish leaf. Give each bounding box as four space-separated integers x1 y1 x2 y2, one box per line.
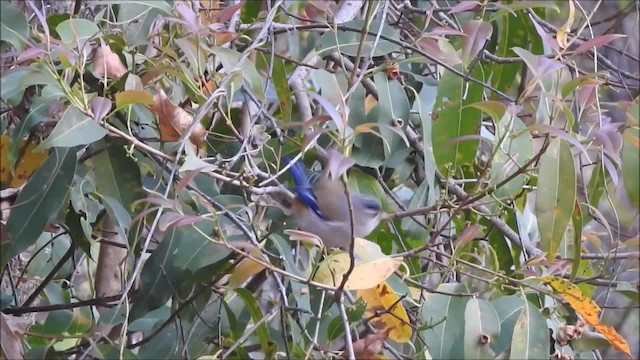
573 34 626 55
428 26 466 37
448 1 480 14
90 97 112 123
215 2 243 23
461 20 493 65
531 18 560 53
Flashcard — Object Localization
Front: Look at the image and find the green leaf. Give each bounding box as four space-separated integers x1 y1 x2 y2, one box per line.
175 37 206 75
0 2 28 51
132 222 230 317
9 101 50 170
1 68 30 102
571 331 610 353
432 65 484 175
235 288 275 354
421 283 469 359
464 298 500 359
240 0 261 23
272 58 292 121
374 71 410 159
490 114 533 198
92 139 144 214
56 19 101 49
95 345 140 360
491 295 526 355
614 282 640 304
414 81 438 204
621 126 639 209
100 0 172 13
210 46 265 101
114 2 166 46
570 200 583 281
401 180 430 240
3 147 77 269
581 162 606 224
25 233 72 279
40 310 73 335
536 138 576 260
509 300 550 359
34 106 107 151
318 20 401 57
491 14 527 98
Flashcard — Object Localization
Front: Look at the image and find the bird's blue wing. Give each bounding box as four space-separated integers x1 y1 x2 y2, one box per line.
283 156 322 215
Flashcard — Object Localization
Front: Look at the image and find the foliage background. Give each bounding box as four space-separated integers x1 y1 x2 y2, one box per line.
0 0 638 359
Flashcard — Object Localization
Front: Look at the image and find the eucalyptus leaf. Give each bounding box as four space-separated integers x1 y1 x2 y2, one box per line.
3 147 77 269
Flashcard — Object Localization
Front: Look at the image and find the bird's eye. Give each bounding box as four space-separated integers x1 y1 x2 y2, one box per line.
361 198 381 212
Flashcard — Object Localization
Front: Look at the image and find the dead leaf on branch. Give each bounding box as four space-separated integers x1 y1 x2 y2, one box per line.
1 313 31 360
93 44 127 79
341 328 390 360
150 87 206 146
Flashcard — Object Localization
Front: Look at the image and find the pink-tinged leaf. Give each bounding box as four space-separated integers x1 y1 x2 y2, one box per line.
573 34 626 55
307 92 349 136
90 97 112 122
158 212 181 232
158 212 205 231
448 1 480 14
512 47 563 79
576 85 597 108
536 56 564 78
16 47 46 63
461 20 493 66
325 149 355 180
427 26 466 37
528 124 589 160
456 224 485 246
215 2 243 23
177 169 200 190
170 215 206 229
417 38 444 56
175 3 199 33
602 154 619 186
530 17 560 52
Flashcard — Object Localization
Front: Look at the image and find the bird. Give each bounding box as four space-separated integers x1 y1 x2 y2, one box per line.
283 151 384 249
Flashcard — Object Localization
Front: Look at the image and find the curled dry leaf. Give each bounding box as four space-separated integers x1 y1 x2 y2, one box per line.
342 328 391 359
284 229 324 247
357 281 412 343
227 247 269 289
313 238 403 290
93 44 127 79
150 88 206 146
1 313 32 360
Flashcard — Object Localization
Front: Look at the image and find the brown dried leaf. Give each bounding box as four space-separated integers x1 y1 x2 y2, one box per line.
342 328 391 359
1 313 31 360
150 88 205 146
93 44 127 79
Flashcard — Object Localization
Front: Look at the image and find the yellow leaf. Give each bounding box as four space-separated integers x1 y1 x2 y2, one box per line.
0 135 48 188
556 0 575 49
227 258 266 289
357 281 412 343
227 248 267 289
542 276 632 358
313 238 403 290
365 94 378 114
